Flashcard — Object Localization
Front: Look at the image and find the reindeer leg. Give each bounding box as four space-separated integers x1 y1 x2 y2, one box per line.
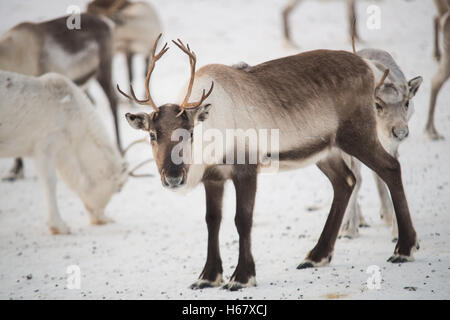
2 158 24 181
347 0 360 42
34 151 69 235
282 0 301 48
434 15 441 62
97 73 121 150
339 132 418 263
374 171 394 227
191 180 225 289
126 52 133 86
298 152 355 269
339 156 363 239
144 55 151 74
425 60 449 140
223 166 257 291
97 41 121 150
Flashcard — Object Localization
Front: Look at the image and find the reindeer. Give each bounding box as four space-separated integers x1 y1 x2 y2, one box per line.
426 0 450 140
121 35 419 290
282 0 359 48
86 0 162 88
0 13 121 181
0 70 132 234
339 48 422 240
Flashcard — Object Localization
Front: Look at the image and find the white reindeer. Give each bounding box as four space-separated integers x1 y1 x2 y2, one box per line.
339 48 423 240
0 70 128 234
0 13 122 181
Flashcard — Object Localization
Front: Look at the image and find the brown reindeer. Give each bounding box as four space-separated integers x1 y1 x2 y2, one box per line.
426 0 450 140
121 35 419 290
0 13 121 181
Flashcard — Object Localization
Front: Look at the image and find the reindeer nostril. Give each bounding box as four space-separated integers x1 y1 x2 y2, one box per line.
392 128 398 138
164 174 184 188
392 127 409 140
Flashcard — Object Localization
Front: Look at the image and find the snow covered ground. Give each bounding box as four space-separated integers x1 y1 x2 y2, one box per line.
0 0 449 300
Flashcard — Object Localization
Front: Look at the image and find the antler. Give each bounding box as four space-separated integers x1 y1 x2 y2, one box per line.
172 39 214 117
375 68 390 95
117 33 169 112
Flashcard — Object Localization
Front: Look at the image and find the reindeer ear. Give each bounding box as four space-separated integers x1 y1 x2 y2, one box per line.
185 104 212 122
196 104 212 122
125 112 150 130
408 76 423 98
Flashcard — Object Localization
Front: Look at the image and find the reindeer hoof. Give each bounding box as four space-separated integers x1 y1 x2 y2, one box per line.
298 253 332 269
2 170 24 182
359 222 370 228
222 282 243 291
338 233 357 240
387 255 410 263
338 228 358 240
282 38 299 50
90 215 114 225
388 242 419 263
190 281 216 290
49 223 70 235
190 275 223 290
425 128 445 141
222 277 256 291
297 261 314 269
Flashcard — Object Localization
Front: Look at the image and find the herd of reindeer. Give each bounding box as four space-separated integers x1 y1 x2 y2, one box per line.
0 0 448 290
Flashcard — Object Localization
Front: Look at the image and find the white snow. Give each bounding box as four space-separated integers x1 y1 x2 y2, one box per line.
0 0 449 300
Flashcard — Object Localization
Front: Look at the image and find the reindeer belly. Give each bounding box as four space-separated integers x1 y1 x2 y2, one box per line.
275 135 332 171
42 38 100 85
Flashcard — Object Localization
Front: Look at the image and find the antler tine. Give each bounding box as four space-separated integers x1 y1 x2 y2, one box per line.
375 68 390 93
184 81 215 108
172 38 198 110
117 33 168 112
176 81 214 117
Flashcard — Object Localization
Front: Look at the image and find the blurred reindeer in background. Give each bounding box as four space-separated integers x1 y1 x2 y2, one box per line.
426 0 450 140
0 13 121 181
282 0 359 48
0 71 128 234
87 0 162 89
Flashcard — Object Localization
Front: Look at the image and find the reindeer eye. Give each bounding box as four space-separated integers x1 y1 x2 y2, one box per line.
149 132 157 141
376 103 383 112
405 101 409 109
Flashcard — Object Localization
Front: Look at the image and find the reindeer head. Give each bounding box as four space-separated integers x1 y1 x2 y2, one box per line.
119 35 214 189
374 69 422 143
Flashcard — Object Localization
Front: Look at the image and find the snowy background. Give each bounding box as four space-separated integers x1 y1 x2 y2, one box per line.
0 0 449 299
